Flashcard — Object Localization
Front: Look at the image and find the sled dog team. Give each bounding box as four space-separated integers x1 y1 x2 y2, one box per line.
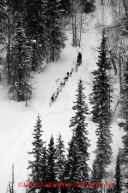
50 52 82 105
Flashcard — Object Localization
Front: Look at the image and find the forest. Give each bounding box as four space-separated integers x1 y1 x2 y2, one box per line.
0 0 128 193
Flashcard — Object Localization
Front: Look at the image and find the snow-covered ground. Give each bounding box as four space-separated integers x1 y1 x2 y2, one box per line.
0 2 124 193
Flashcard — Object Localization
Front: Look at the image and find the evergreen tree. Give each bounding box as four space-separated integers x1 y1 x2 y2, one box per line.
121 129 128 164
0 0 6 45
95 121 113 171
114 154 123 193
120 60 128 163
69 79 90 182
69 145 83 193
89 29 113 182
56 133 66 181
89 31 113 124
24 0 48 71
91 108 113 186
63 134 89 193
91 160 101 193
92 134 112 181
106 187 115 193
8 15 32 103
46 0 67 61
59 0 71 16
62 134 79 193
41 146 47 182
27 115 45 192
84 0 96 13
90 31 113 188
91 159 102 183
121 60 128 120
40 146 48 193
62 80 90 193
63 134 76 183
91 120 113 185
0 0 15 80
7 0 24 13
0 0 6 81
46 136 59 193
69 141 86 193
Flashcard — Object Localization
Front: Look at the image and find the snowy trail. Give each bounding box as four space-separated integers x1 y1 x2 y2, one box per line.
0 2 124 193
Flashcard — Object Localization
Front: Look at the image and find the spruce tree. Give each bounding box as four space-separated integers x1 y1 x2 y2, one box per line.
121 60 128 120
91 120 113 186
69 142 85 193
62 134 79 193
106 187 115 193
70 80 90 181
90 30 113 183
89 31 113 124
63 134 76 183
69 79 90 182
40 146 48 193
46 0 67 61
62 80 90 193
91 159 102 183
41 146 47 182
24 0 48 71
114 154 123 193
121 130 128 165
8 0 24 13
91 160 101 193
90 31 113 188
56 133 66 181
0 0 14 80
0 0 6 81
84 0 96 13
0 0 6 45
59 0 71 16
63 134 89 193
95 120 113 173
46 136 59 193
120 60 128 163
9 15 32 103
27 115 45 192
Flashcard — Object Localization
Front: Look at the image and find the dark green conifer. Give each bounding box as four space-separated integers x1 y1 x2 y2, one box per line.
114 154 123 193
27 115 45 192
89 31 113 124
9 15 32 102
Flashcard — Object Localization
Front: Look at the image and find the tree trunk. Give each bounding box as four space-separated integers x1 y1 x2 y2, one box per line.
79 11 82 47
7 16 11 82
71 0 74 46
32 43 36 71
119 55 122 94
123 0 128 19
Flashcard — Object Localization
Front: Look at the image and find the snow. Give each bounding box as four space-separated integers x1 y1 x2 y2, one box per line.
117 118 126 123
0 2 124 193
32 40 36 43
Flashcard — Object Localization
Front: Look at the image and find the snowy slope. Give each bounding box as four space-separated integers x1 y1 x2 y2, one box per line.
0 2 124 193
